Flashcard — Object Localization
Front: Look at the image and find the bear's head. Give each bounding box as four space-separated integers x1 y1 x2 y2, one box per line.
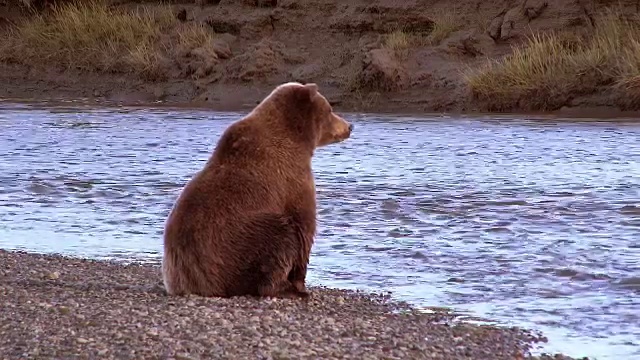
258 82 353 148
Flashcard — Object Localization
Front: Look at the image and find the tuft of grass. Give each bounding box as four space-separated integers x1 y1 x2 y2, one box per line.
176 22 219 62
0 0 220 80
425 10 462 45
383 30 410 52
380 9 463 55
177 23 216 52
127 42 169 81
381 30 412 59
464 9 640 111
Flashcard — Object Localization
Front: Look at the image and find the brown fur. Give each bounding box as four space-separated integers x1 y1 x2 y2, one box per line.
162 82 353 299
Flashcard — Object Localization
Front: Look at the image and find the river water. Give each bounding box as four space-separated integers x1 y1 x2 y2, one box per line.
0 100 638 359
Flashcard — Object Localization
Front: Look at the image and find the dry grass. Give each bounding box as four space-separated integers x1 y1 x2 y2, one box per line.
425 10 462 45
379 9 461 56
381 30 412 59
0 1 173 72
618 40 640 88
175 22 220 66
465 9 640 111
177 23 216 53
127 42 169 80
381 10 462 55
0 0 219 80
383 30 410 52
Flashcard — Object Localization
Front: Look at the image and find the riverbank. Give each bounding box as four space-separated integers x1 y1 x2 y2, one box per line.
1 0 640 116
0 249 586 360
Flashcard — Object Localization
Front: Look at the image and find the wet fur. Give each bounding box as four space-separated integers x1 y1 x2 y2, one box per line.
162 82 352 298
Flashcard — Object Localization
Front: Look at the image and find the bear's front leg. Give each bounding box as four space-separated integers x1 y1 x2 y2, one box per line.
255 229 310 300
259 279 308 299
258 262 309 299
287 207 315 297
288 263 309 295
283 184 317 298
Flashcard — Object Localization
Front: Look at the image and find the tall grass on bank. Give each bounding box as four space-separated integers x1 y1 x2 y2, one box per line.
617 36 640 100
465 9 640 111
0 1 218 80
1 1 173 72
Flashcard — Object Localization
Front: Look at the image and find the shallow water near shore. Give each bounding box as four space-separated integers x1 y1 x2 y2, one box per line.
0 101 639 360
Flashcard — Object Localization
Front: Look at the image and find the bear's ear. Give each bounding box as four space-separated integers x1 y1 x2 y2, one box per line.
293 83 319 105
304 83 319 95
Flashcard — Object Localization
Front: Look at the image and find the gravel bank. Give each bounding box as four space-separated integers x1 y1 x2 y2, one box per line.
0 249 586 360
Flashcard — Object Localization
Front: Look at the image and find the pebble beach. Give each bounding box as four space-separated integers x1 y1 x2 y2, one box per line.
0 249 586 360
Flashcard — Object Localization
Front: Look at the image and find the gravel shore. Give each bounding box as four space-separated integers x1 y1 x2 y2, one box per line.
0 249 586 360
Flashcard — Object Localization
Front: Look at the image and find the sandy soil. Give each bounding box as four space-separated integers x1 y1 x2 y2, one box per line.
1 0 640 116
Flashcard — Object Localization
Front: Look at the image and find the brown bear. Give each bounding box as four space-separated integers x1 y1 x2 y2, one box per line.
161 82 353 299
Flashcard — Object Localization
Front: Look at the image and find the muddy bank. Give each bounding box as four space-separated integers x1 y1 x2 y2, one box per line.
0 249 588 360
1 0 640 115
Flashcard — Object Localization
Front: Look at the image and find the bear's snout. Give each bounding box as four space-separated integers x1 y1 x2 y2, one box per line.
335 116 352 140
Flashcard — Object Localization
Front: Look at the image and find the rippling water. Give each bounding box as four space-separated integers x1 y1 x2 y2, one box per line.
1 101 639 359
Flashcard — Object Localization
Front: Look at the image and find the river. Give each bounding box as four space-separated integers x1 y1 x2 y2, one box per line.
0 100 638 360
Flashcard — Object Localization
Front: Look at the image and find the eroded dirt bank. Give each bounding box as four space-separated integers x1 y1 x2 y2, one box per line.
1 0 640 115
